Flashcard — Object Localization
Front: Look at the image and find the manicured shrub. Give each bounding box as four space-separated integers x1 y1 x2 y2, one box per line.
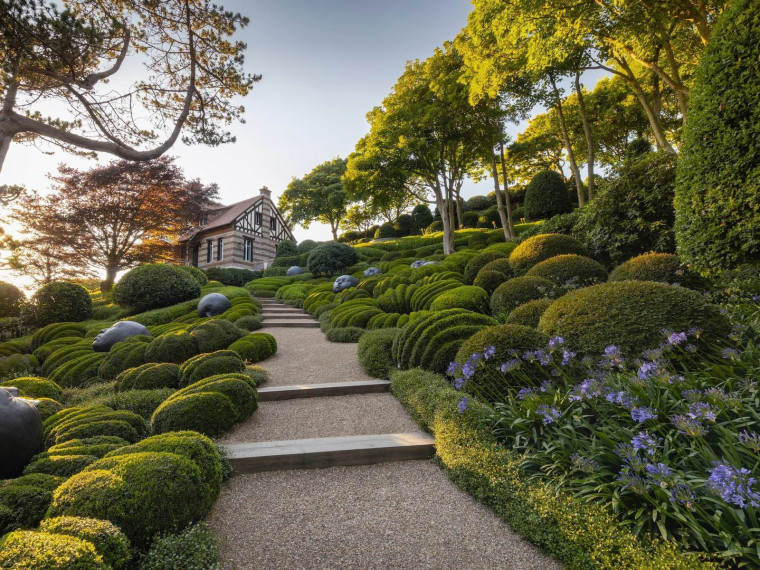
235 314 263 332
490 276 555 317
674 0 760 272
608 252 705 289
0 530 107 569
463 252 505 284
31 282 92 326
47 437 129 459
461 211 480 228
329 298 383 328
36 398 64 421
139 524 220 570
98 336 151 381
189 319 244 353
205 267 261 287
326 327 365 343
49 353 107 388
113 264 201 311
477 207 501 229
177 265 208 287
425 220 443 234
473 270 509 295
0 475 61 535
526 254 608 289
393 214 414 236
524 170 572 221
128 299 199 327
538 281 731 355
115 362 181 391
0 376 62 400
144 331 198 364
23 454 99 478
307 242 358 276
31 322 87 350
358 328 398 378
466 194 493 211
243 365 268 387
509 233 588 274
297 239 319 254
275 239 299 258
504 298 554 328
90 389 176 420
179 350 245 386
411 204 434 232
409 279 462 312
430 285 489 314
479 256 514 276
39 516 131 570
49 451 206 549
228 333 277 363
0 281 25 318
374 221 397 239
44 406 148 448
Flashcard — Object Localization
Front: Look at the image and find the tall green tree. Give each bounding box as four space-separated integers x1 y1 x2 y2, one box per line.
280 158 349 241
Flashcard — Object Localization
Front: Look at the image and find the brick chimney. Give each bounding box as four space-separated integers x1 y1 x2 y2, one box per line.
259 186 271 198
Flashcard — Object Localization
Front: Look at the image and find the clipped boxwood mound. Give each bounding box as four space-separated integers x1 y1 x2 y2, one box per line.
490 276 554 317
463 252 505 284
409 279 462 312
509 234 588 275
87 389 175 421
235 314 263 331
0 376 62 400
113 264 201 311
504 298 554 329
524 170 572 221
115 362 181 391
608 252 705 289
189 319 244 353
473 270 510 295
307 242 358 276
144 331 198 364
0 530 107 569
23 454 99 478
538 281 731 355
39 516 131 570
48 451 206 550
48 352 106 388
228 333 277 363
31 282 93 326
44 406 148 448
329 298 383 329
358 328 398 378
98 336 152 381
32 322 87 350
326 327 365 343
526 254 608 289
179 350 244 386
429 285 489 314
0 473 64 536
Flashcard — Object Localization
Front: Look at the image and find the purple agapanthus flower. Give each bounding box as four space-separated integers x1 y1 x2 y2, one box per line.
631 407 658 423
667 332 688 346
535 404 562 425
446 361 459 376
681 388 702 402
670 484 696 508
457 397 469 414
453 377 465 390
462 360 477 380
516 387 536 400
569 378 603 401
645 462 673 486
561 350 576 366
483 345 496 360
638 360 664 380
739 431 760 453
605 390 639 410
671 415 708 437
707 462 760 508
617 470 649 494
548 336 564 349
631 432 661 456
687 402 718 422
721 347 742 361
500 359 521 374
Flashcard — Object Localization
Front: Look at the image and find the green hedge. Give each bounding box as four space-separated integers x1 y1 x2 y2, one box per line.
0 376 62 400
32 322 87 350
144 331 199 364
504 299 554 329
608 253 704 289
39 516 131 570
0 473 64 536
490 276 555 317
189 319 244 353
389 369 708 569
98 336 151 381
114 264 201 311
358 328 398 378
0 530 107 569
326 327 365 343
429 285 490 314
524 170 572 221
526 254 608 289
139 524 220 570
463 252 505 284
509 234 588 275
179 350 245 386
115 362 181 391
228 333 277 363
31 282 93 326
43 406 148 448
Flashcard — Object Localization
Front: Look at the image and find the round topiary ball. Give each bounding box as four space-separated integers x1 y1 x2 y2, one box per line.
358 328 398 379
31 282 92 326
275 239 299 258
526 254 608 289
608 253 705 289
307 242 358 277
0 281 25 318
538 281 731 356
461 211 479 228
430 285 490 314
177 266 208 287
425 220 443 234
113 265 201 311
504 298 554 329
490 276 555 317
473 270 509 295
463 252 506 284
509 233 588 275
524 170 572 221
0 530 107 569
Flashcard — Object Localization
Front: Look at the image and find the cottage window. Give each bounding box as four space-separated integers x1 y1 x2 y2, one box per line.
244 237 254 262
206 240 212 263
217 238 224 261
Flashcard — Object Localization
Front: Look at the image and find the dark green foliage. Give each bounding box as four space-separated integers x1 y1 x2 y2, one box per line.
463 252 506 284
0 376 62 399
48 352 106 388
0 474 62 535
358 328 398 378
574 152 677 266
425 220 443 234
115 363 181 391
524 170 572 221
455 324 549 403
228 333 277 363
490 276 555 317
0 281 25 318
394 214 414 236
326 327 365 343
39 516 131 570
538 281 731 355
275 239 299 258
460 211 480 228
204 267 261 287
411 204 434 232
467 232 488 249
24 454 98 478
430 285 490 314
504 298 554 328
297 239 319 254
0 530 107 569
473 270 509 295
329 298 384 328
31 282 92 326
144 331 198 364
375 222 397 239
307 242 358 276
128 300 199 327
114 264 201 311
526 254 608 289
380 251 402 262
608 252 705 289
139 524 220 570
243 365 268 387
49 451 206 549
409 279 462 312
177 266 208 287
47 437 129 459
477 207 501 229
189 319 244 353
479 256 514 276
465 195 494 211
0 352 37 378
44 406 148 448
179 350 245 386
98 336 151 381
235 314 263 331
377 284 415 314
36 398 64 421
90 389 176 420
509 233 588 274
675 1 760 272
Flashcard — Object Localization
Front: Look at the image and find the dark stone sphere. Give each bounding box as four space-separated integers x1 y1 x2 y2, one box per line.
333 275 359 293
92 320 152 352
411 260 427 268
286 266 304 276
197 292 232 317
363 267 382 277
0 388 42 479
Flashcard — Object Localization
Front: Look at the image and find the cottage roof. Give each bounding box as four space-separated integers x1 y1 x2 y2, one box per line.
178 196 262 242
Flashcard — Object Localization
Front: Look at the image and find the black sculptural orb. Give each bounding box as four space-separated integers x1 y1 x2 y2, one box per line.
286 266 304 276
363 267 382 277
0 387 43 479
333 275 359 293
197 292 232 317
92 321 152 352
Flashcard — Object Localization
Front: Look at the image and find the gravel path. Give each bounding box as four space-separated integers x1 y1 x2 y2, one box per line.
219 394 422 443
209 461 562 570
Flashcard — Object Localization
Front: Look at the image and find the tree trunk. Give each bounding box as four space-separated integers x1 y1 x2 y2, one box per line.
447 193 456 249
434 184 454 255
574 71 595 200
102 265 119 293
550 74 585 207
0 80 19 174
498 141 516 238
489 149 511 240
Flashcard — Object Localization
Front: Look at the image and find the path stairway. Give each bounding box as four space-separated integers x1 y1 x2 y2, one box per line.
259 297 320 328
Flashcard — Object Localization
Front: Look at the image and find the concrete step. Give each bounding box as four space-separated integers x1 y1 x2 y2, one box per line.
261 308 307 314
223 432 435 473
261 313 310 320
261 320 320 328
257 380 391 401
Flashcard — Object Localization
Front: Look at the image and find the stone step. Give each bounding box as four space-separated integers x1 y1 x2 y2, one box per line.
261 313 310 320
261 320 320 328
261 308 307 314
257 380 391 401
223 432 435 473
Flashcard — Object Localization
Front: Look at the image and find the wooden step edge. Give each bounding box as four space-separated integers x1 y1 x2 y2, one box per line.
259 313 309 319
261 321 320 328
223 432 435 473
258 380 390 401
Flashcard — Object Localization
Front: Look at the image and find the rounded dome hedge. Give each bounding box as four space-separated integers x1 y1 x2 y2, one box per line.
0 281 25 318
504 298 554 329
113 264 201 311
473 270 509 295
524 170 572 221
526 254 607 289
307 242 358 276
509 234 588 274
31 282 92 326
538 281 731 356
608 253 704 289
490 276 554 317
